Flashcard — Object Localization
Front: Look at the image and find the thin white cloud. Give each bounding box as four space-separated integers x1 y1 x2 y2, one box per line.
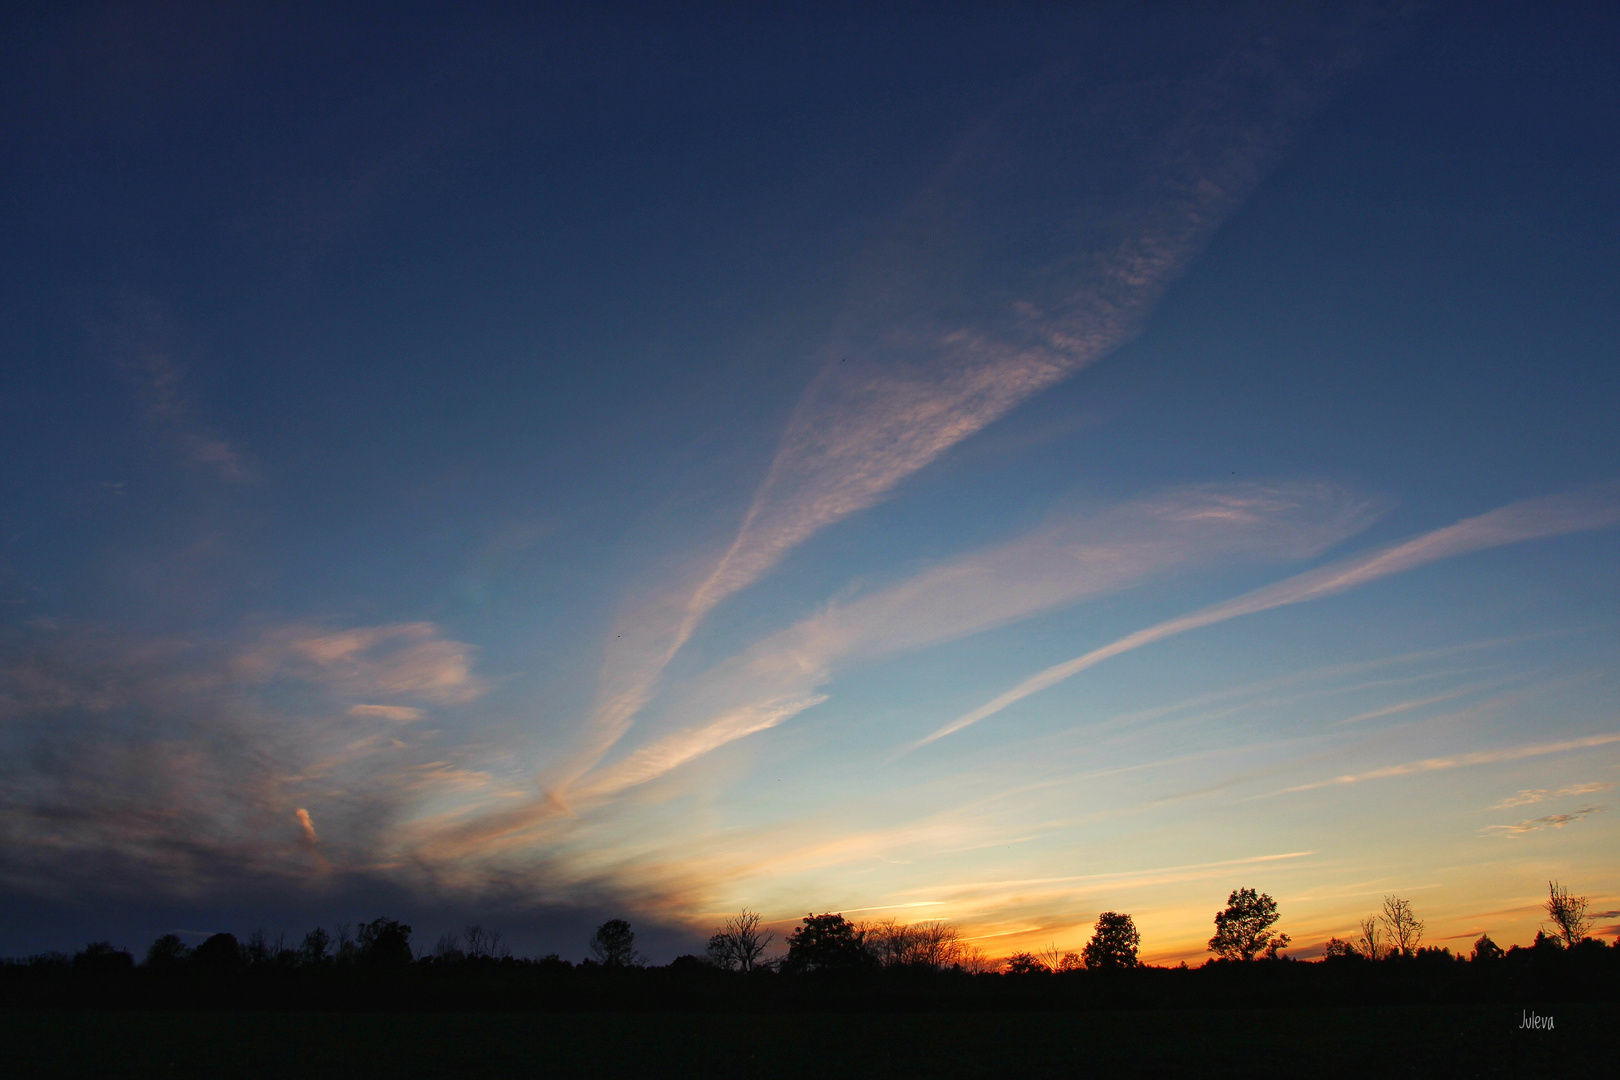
570 29 1382 786
1280 734 1620 795
1333 686 1492 726
559 483 1375 803
915 485 1620 749
1490 782 1612 809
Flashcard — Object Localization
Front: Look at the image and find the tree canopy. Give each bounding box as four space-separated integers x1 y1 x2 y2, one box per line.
1208 888 1289 961
783 913 873 974
1082 912 1141 970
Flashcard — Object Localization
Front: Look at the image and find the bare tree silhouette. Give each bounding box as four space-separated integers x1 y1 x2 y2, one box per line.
1546 881 1592 948
1356 916 1386 961
1379 897 1423 958
706 910 774 972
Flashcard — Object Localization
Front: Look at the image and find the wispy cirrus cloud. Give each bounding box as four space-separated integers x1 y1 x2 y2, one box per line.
1483 805 1607 838
916 484 1620 749
238 622 488 705
1278 733 1620 795
569 20 1390 787
108 300 256 483
552 482 1378 808
1491 782 1612 809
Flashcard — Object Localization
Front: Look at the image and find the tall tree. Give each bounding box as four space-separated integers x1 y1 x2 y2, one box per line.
589 919 640 967
1378 897 1423 958
1081 912 1141 969
1208 888 1289 961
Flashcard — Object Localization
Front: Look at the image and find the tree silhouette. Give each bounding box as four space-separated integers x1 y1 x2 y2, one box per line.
1356 916 1386 961
861 919 966 971
433 931 466 963
1081 911 1141 969
1545 880 1591 948
1002 952 1049 975
782 913 872 973
1470 933 1504 962
145 933 189 970
1208 888 1289 961
589 919 640 967
464 925 508 959
356 918 413 967
706 910 774 972
1378 896 1423 958
192 932 241 974
1321 937 1356 959
73 941 134 975
300 927 331 965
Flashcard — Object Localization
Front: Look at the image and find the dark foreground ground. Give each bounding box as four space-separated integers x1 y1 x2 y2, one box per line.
4 1004 1613 1079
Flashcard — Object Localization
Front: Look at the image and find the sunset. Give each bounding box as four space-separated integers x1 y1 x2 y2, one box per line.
3 3 1617 1072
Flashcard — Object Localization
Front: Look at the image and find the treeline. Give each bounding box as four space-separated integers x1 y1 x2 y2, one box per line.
6 882 1616 1011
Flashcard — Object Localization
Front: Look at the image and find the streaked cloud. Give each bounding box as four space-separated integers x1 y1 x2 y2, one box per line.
917 485 1620 748
239 622 487 705
1482 805 1606 838
348 704 425 722
573 27 1382 782
554 482 1376 806
1279 733 1620 795
1490 782 1612 809
110 301 257 483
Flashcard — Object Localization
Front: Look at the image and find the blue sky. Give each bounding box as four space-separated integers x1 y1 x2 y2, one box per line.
2 2 1618 961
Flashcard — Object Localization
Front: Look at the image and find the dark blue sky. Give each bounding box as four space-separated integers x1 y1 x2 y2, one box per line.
2 2 1618 962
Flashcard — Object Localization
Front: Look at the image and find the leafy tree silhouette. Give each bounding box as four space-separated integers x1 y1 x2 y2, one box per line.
1470 933 1504 962
300 927 331 965
1208 888 1289 961
1321 937 1357 960
782 913 873 974
589 919 640 967
145 933 190 971
1081 912 1141 969
1002 952 1049 975
356 918 413 967
73 942 134 975
192 933 241 974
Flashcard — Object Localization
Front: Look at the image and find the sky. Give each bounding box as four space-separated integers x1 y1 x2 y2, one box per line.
2 2 1619 964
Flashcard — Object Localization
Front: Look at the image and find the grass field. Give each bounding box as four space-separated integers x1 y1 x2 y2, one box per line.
4 1004 1613 1078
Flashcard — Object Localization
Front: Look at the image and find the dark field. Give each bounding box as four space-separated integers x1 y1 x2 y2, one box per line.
5 1005 1613 1079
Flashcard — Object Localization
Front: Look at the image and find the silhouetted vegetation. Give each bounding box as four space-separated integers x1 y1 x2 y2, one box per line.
1082 912 1141 970
4 884 1617 1021
1208 887 1290 961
